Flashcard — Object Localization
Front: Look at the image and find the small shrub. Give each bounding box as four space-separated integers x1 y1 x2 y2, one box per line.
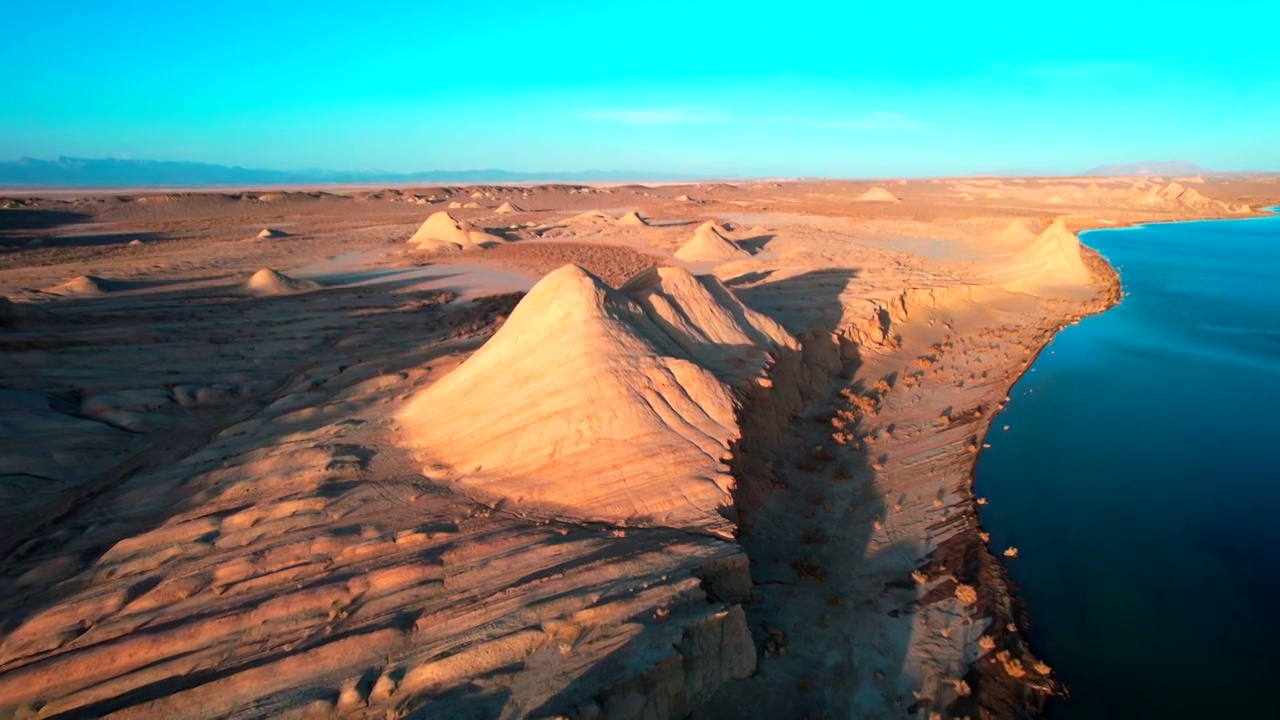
801 528 827 544
795 458 822 473
793 556 827 581
996 651 1026 678
954 583 978 605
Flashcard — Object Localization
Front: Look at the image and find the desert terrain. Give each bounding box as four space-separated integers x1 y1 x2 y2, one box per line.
1 175 1277 720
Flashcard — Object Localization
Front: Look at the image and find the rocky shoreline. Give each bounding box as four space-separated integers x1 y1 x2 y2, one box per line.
958 243 1123 719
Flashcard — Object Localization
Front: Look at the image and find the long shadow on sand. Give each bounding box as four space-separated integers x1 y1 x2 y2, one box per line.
531 268 919 719
0 208 93 233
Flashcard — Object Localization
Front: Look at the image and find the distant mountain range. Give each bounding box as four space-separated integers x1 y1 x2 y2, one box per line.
3 156 1260 189
1084 161 1207 177
0 156 704 188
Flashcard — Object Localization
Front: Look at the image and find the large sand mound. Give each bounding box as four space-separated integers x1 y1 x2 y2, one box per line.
1128 181 1217 211
618 210 649 226
45 275 114 296
495 201 523 214
1000 219 1093 294
855 187 901 203
256 228 288 239
407 211 506 252
565 209 617 225
244 268 320 296
410 211 471 247
1176 186 1212 208
397 264 795 533
1158 182 1187 201
996 218 1043 245
673 221 751 262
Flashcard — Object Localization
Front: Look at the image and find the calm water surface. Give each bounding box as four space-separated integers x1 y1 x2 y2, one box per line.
975 210 1280 719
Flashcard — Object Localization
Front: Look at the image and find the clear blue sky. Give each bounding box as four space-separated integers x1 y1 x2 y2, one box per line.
2 0 1277 176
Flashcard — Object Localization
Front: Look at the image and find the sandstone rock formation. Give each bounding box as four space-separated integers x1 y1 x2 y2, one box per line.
397 264 795 535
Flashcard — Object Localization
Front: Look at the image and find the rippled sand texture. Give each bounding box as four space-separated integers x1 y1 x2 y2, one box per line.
1 176 1276 719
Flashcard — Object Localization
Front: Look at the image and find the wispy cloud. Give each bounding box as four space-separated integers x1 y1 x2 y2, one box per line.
573 108 728 125
800 111 928 131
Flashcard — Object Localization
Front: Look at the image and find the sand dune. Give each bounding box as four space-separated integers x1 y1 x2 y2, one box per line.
995 218 1043 244
407 211 506 252
44 275 114 296
398 264 794 533
256 228 288 239
674 221 751 262
409 211 473 251
495 201 523 214
855 187 901 202
999 219 1094 295
618 209 649 226
572 209 615 223
244 267 320 295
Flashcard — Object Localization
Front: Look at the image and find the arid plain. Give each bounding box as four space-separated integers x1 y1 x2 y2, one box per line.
1 176 1277 720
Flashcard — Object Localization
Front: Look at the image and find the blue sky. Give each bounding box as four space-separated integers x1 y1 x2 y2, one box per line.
2 0 1277 176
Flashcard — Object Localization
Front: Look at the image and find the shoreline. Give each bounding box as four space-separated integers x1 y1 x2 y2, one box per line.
964 205 1276 716
962 240 1122 716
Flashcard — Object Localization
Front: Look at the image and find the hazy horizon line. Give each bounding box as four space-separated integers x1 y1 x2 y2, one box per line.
3 154 1275 190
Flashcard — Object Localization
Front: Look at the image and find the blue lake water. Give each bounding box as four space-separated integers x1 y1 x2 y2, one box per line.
974 210 1280 719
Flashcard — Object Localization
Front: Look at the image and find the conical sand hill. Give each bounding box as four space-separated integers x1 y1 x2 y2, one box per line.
855 187 901 203
397 264 794 534
673 221 750 262
245 268 320 296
